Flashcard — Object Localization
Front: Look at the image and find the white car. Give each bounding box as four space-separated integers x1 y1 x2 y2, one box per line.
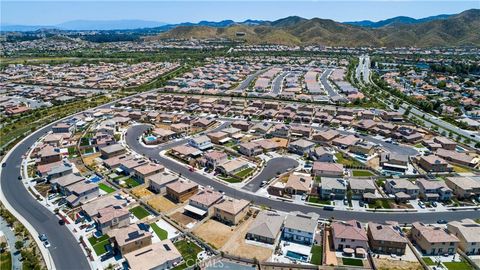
43 240 51 248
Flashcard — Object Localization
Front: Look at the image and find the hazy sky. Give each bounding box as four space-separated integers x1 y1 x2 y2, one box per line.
2 1 479 25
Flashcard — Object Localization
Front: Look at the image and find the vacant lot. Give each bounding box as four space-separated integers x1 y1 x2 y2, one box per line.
131 186 154 199
147 195 177 213
221 216 273 261
83 152 101 166
193 219 235 249
374 258 422 270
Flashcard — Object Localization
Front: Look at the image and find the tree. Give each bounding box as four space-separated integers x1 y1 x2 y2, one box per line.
15 240 24 250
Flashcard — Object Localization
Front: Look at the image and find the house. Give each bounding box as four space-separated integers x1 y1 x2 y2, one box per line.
170 123 190 135
418 155 452 173
124 240 182 270
81 195 127 219
447 219 480 255
385 179 420 201
166 180 199 203
238 142 263 157
204 151 228 168
251 122 273 134
133 163 165 183
46 163 73 180
313 162 344 177
269 124 290 137
246 211 285 245
282 212 319 245
109 224 152 255
332 135 360 149
445 176 480 199
217 159 249 176
319 177 347 199
94 205 131 234
436 149 477 167
65 182 99 206
103 154 134 170
349 142 375 156
416 179 452 201
100 144 126 159
290 125 312 138
367 222 407 255
150 128 176 143
379 153 409 172
312 130 340 142
434 137 457 150
50 173 85 194
288 139 315 156
38 145 62 165
411 222 459 255
331 220 369 254
52 122 75 134
147 172 178 194
214 198 250 225
207 131 230 145
188 135 213 151
349 179 377 200
285 173 313 195
185 189 223 217
310 146 334 162
232 120 251 131
170 145 202 161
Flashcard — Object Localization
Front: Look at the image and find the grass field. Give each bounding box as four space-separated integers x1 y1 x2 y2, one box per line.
342 258 364 267
352 170 375 177
129 206 151 220
0 252 12 270
422 257 435 265
308 196 331 205
123 177 141 188
335 153 363 167
452 164 472 173
151 223 168 240
172 240 202 270
235 167 255 179
98 183 115 193
443 261 472 270
310 245 323 265
88 235 110 256
218 175 243 183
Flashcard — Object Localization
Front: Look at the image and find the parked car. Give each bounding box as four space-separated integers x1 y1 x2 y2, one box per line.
437 219 448 224
1 163 6 168
39 234 48 242
43 240 51 248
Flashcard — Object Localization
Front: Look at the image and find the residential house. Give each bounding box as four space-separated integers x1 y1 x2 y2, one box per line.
185 189 223 217
380 153 409 172
349 179 377 200
214 198 250 225
385 179 420 201
312 130 340 143
288 139 315 156
204 151 228 168
166 180 199 203
310 147 334 162
238 142 263 157
447 219 480 255
133 163 165 183
331 220 369 254
418 155 452 173
124 240 182 270
246 211 285 245
188 135 213 151
285 173 313 195
367 222 407 255
319 177 347 199
100 144 126 159
207 131 230 145
411 222 459 255
94 205 130 234
313 162 344 178
65 182 99 206
147 172 178 194
217 159 249 176
445 177 480 199
282 212 319 246
434 137 457 150
416 179 452 201
109 224 152 255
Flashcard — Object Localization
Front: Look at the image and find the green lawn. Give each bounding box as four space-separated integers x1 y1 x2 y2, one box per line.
129 206 150 219
352 170 375 177
88 235 110 256
422 257 435 265
342 258 364 267
368 199 392 209
335 153 363 167
452 164 472 173
443 261 472 270
98 183 115 193
123 177 141 188
414 143 425 148
308 196 331 205
151 223 168 240
67 146 78 156
0 252 12 270
235 167 255 179
88 234 109 246
218 175 242 183
310 245 323 265
172 240 202 270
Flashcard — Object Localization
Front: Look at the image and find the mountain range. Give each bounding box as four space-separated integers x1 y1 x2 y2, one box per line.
154 9 480 47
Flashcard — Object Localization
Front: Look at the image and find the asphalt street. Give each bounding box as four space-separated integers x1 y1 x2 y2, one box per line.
271 71 289 95
233 69 267 92
0 120 90 270
126 124 480 224
242 157 298 192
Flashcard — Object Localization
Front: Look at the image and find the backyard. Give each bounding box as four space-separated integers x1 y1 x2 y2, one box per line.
98 183 115 194
193 219 234 249
351 170 375 177
172 240 202 270
129 206 151 220
342 258 364 267
88 235 110 256
310 245 323 265
335 153 364 167
443 261 473 270
0 252 12 270
147 195 177 213
150 223 168 240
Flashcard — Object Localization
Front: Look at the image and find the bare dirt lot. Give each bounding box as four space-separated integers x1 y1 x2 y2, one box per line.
374 258 422 270
83 152 101 167
221 216 273 261
147 195 177 213
193 219 235 249
131 186 154 199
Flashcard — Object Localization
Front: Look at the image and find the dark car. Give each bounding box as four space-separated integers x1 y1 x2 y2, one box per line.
17 176 22 180
58 219 65 225
437 219 448 224
1 163 6 167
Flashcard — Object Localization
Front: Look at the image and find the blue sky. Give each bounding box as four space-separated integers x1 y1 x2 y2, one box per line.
2 1 479 25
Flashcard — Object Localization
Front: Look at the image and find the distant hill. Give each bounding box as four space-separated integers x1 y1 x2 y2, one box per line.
345 14 452 28
155 9 480 47
56 20 167 30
